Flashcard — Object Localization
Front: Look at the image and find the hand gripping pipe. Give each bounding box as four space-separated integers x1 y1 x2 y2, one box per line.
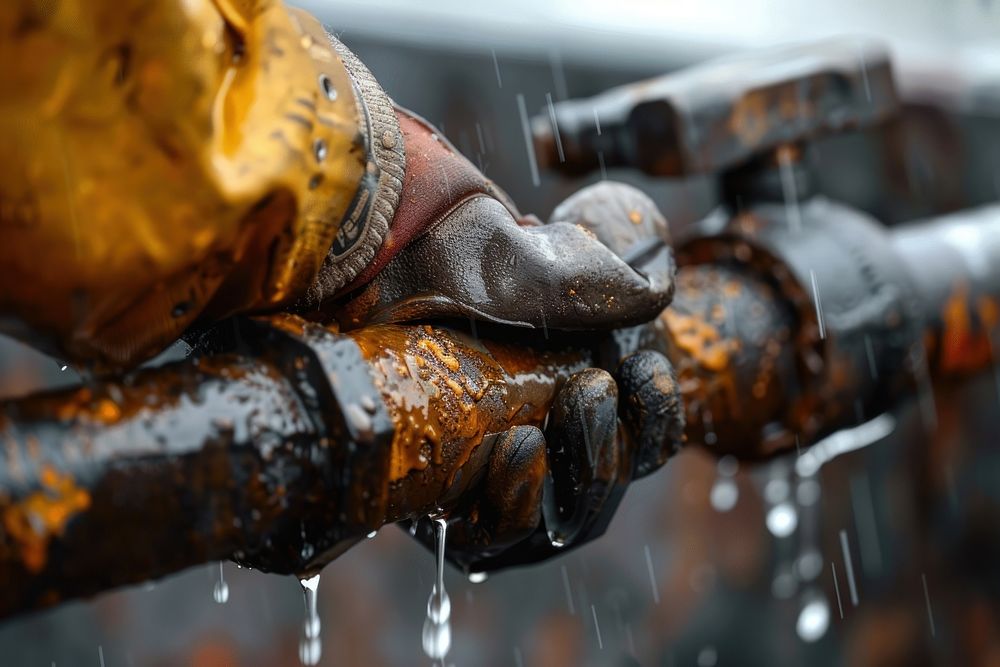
0 204 999 618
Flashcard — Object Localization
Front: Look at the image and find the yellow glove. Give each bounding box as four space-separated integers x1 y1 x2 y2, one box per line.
0 0 372 370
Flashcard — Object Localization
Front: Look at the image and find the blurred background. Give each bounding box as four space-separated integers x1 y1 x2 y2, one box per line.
1 0 1000 665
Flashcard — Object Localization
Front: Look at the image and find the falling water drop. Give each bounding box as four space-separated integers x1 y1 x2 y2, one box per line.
367 530 378 539
468 571 488 584
771 563 798 600
764 477 790 504
766 502 799 538
710 477 738 512
710 456 740 512
422 518 452 662
697 645 718 667
797 549 824 581
298 574 322 666
212 562 229 604
60 364 68 372
796 593 831 642
797 478 822 506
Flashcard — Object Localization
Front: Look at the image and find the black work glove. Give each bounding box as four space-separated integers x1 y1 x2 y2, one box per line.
398 182 685 574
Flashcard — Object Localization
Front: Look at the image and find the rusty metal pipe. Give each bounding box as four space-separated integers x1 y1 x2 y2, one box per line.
0 319 589 618
891 204 1000 377
0 353 323 617
2 203 1000 617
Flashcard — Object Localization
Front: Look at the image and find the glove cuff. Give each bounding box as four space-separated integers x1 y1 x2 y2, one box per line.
308 35 406 302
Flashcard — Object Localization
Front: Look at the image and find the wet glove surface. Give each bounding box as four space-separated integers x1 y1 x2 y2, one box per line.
363 172 685 573
330 111 675 333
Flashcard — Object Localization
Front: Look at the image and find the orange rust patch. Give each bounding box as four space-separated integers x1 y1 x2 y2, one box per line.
417 338 461 372
347 324 582 514
939 283 997 374
722 280 743 298
661 309 738 373
728 91 769 146
350 326 507 480
653 368 677 396
2 466 91 573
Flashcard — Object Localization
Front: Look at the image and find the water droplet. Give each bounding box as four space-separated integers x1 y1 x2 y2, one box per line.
796 549 824 581
318 73 337 101
771 565 798 599
367 530 378 539
766 502 799 538
171 301 192 318
298 574 322 666
717 455 738 477
60 365 68 372
710 477 739 512
313 138 328 162
764 478 790 504
467 571 488 584
796 594 830 642
547 531 567 548
422 518 452 661
797 479 822 506
212 562 229 604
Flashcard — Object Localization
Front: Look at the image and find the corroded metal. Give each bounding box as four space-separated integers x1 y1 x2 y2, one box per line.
891 204 1000 377
533 38 898 178
0 316 589 617
2 192 999 618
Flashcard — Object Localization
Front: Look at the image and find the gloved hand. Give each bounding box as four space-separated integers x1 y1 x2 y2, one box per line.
344 163 685 572
0 0 684 572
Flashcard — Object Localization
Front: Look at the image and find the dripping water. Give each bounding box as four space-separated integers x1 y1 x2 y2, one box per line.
298 574 322 666
422 518 452 663
795 458 830 642
764 463 798 538
212 561 229 604
709 455 739 512
796 591 831 642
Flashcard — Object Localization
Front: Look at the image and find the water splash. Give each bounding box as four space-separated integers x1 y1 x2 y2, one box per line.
212 561 229 604
298 574 322 666
422 518 452 662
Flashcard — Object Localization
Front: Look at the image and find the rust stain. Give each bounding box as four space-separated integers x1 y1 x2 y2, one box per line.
349 326 506 480
661 309 738 373
728 91 769 147
938 283 997 374
2 466 91 573
346 324 584 520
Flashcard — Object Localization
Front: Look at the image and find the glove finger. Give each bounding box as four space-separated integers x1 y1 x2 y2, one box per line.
335 195 673 331
548 181 675 306
402 426 546 573
615 349 686 478
452 367 630 573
